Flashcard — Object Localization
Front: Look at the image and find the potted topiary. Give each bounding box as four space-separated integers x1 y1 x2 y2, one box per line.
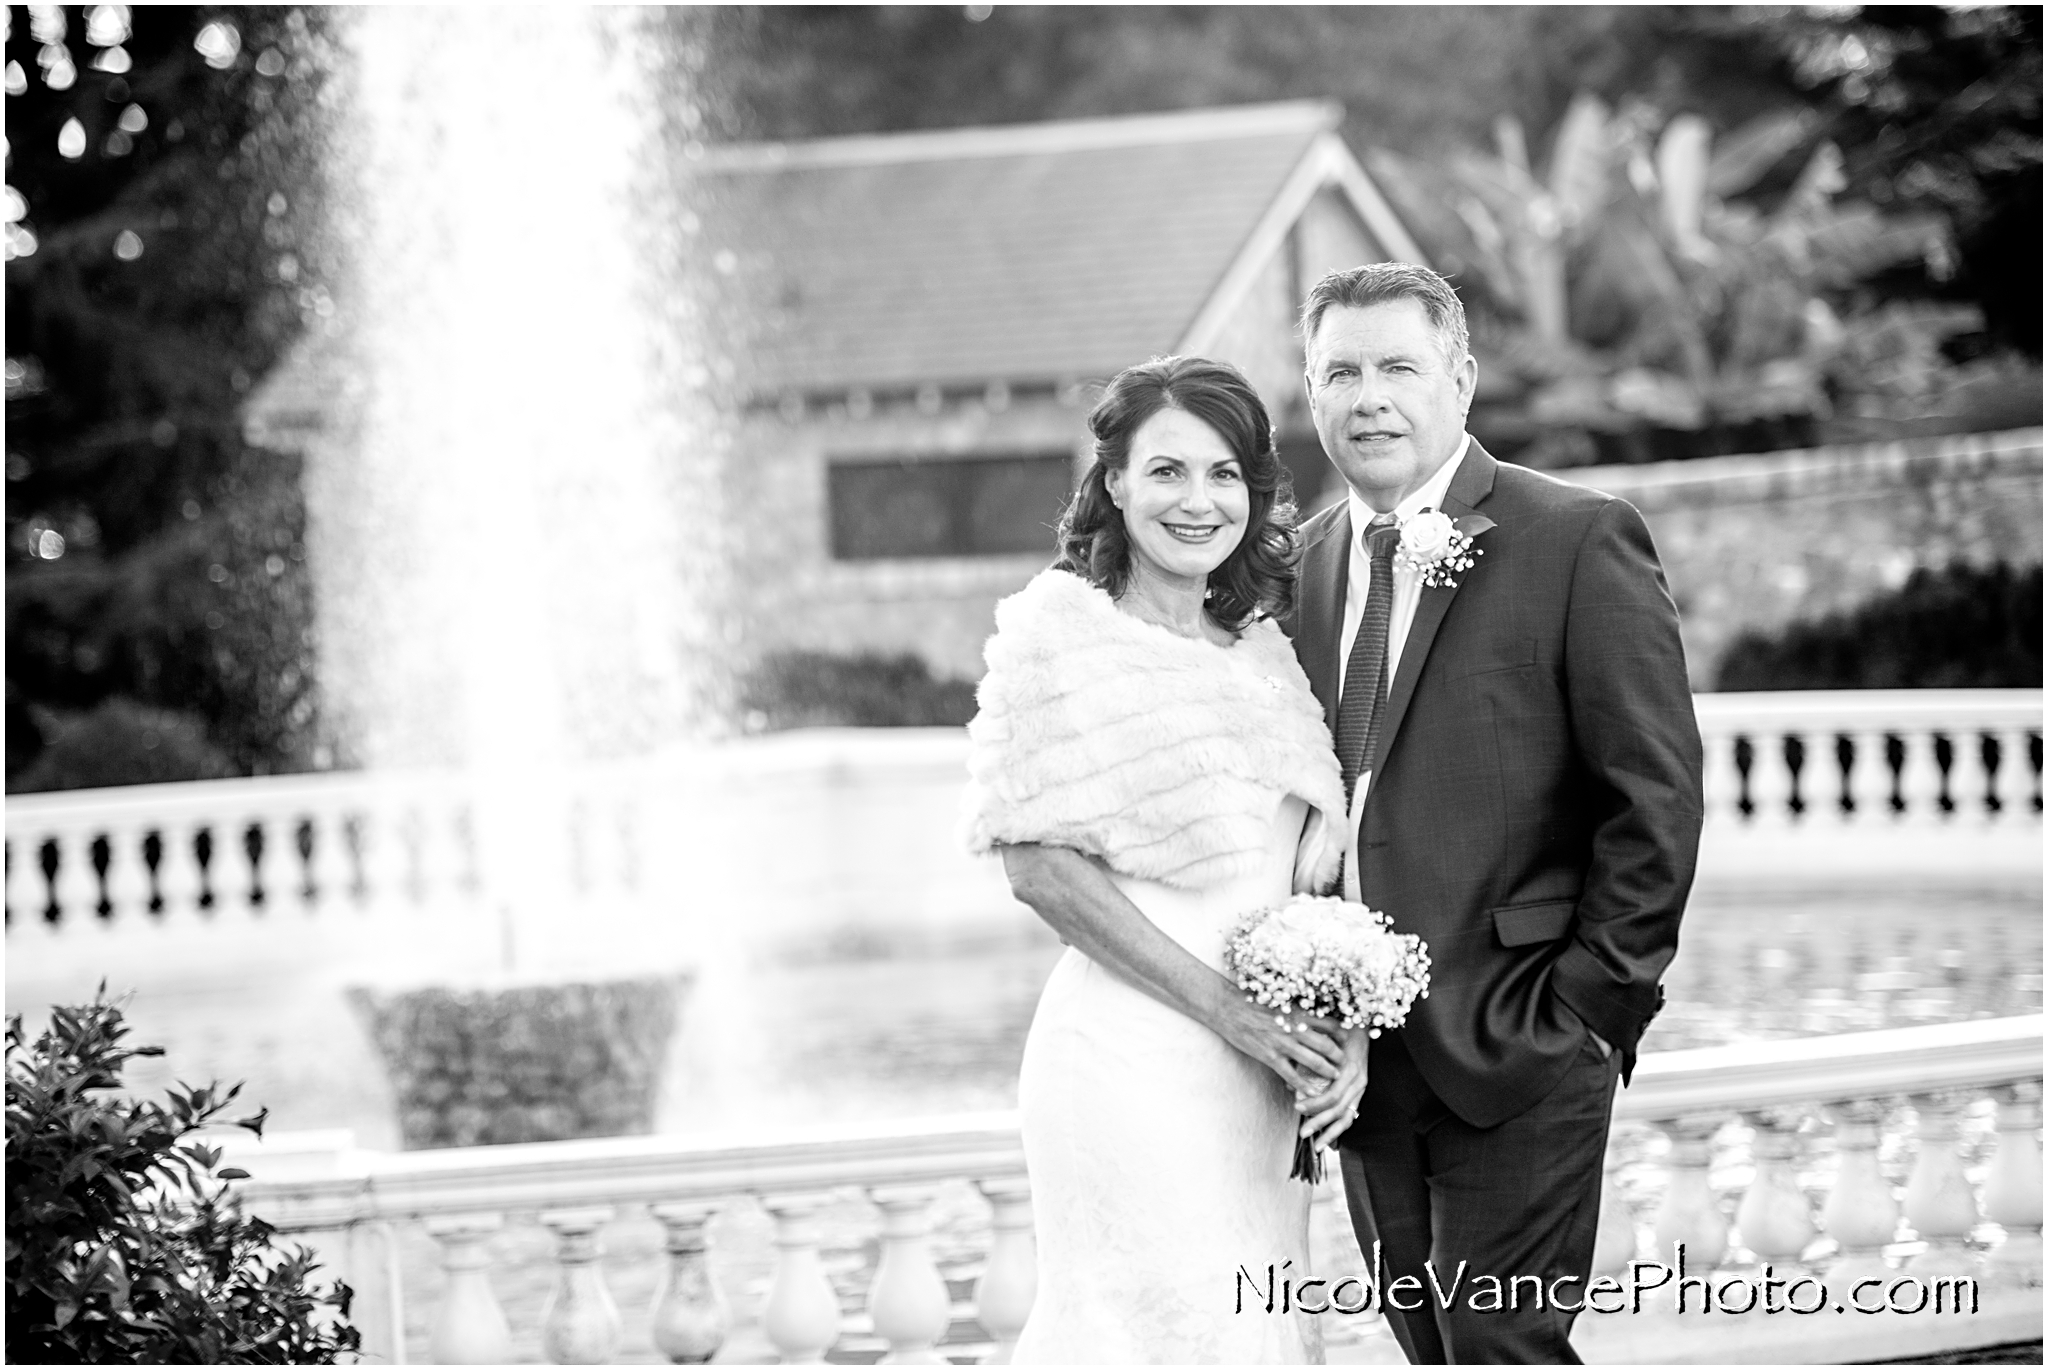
346 972 688 1150
5 989 360 1363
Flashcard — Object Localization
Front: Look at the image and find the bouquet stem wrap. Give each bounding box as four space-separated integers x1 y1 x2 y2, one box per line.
1223 895 1432 1184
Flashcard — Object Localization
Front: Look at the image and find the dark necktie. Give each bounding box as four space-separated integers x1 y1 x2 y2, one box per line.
1336 514 1402 802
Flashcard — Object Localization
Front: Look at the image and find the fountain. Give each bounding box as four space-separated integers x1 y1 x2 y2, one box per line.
299 9 737 1147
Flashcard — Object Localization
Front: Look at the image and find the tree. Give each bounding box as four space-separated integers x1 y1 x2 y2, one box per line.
5 6 336 791
1691 6 2042 356
680 6 2040 391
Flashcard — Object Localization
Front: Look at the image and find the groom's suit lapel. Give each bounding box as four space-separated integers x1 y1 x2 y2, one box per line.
1363 442 1501 789
1298 504 1349 734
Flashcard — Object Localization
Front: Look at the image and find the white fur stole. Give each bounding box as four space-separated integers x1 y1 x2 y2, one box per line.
961 568 1347 893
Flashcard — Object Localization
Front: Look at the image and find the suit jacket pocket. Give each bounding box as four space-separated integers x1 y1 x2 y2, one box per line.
1441 636 1541 683
1492 898 1575 948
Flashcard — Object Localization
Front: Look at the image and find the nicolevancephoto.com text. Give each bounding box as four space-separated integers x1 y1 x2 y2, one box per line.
1240 1242 1982 1319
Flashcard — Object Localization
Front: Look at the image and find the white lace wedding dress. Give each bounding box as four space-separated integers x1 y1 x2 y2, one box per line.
1013 793 1323 1364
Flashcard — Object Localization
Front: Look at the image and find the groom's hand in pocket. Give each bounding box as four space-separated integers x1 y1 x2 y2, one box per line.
1296 1019 1369 1149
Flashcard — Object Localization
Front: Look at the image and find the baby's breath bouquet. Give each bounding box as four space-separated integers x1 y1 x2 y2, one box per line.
1224 894 1432 1181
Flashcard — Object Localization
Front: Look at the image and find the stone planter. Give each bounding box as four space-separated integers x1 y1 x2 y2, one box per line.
348 974 688 1150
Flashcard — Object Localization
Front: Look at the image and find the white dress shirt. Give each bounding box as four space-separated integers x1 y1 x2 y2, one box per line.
1339 434 1470 899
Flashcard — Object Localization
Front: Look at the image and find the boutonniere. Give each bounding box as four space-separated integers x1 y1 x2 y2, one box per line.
1394 510 1495 589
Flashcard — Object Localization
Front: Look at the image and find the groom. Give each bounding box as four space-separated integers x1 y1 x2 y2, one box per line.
1286 263 1702 1363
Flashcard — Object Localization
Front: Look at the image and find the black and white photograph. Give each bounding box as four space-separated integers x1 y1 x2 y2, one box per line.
4 5 2041 1365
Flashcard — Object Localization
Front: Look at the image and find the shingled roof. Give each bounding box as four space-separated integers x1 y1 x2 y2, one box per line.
693 101 1423 400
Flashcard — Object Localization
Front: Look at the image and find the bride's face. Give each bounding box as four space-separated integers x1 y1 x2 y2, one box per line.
1107 406 1249 588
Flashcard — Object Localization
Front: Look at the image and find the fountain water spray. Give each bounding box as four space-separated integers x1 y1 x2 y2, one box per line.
294 10 744 1145
306 9 732 979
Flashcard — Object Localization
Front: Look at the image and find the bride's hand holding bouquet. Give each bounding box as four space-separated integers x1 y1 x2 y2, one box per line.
1225 895 1431 1182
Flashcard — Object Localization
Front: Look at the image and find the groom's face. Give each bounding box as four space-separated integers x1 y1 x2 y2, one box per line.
1304 298 1477 512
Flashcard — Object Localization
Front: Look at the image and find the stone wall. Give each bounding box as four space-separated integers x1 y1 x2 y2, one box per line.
727 393 1086 681
1562 427 2043 689
732 423 2041 690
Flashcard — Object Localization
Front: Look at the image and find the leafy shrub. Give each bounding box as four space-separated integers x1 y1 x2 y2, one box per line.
1716 561 2042 691
740 650 979 729
5 990 359 1363
9 697 239 794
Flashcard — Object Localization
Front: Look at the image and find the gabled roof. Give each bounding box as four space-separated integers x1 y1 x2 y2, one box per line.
693 102 1423 399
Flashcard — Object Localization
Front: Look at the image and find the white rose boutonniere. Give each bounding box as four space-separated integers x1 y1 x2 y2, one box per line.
1400 510 1456 561
1394 508 1492 588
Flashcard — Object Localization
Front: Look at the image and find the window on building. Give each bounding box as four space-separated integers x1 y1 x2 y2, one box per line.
828 452 1073 560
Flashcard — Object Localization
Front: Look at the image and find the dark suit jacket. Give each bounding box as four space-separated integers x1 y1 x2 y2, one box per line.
1285 441 1704 1129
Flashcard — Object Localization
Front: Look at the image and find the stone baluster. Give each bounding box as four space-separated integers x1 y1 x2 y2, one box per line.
540 1206 622 1364
273 1204 407 1370
102 821 154 925
5 837 29 928
615 793 644 894
1751 731 1797 827
360 803 411 914
308 806 357 912
51 826 102 931
975 1177 1036 1365
760 1193 842 1364
573 794 607 901
1651 1116 1729 1273
156 819 206 922
1991 728 2037 825
1821 1098 1901 1286
1945 730 1991 823
1733 1109 1816 1272
1699 728 1744 826
247 813 290 914
290 815 320 913
563 795 593 899
1983 1082 2043 1286
650 1201 728 1364
451 805 482 899
1842 728 1890 825
1807 730 1848 821
1790 729 1822 821
1590 1138 1638 1276
414 800 461 908
1894 728 1944 826
212 819 257 919
1902 1092 1980 1276
425 1214 514 1364
599 795 640 899
590 793 628 902
867 1186 952 1364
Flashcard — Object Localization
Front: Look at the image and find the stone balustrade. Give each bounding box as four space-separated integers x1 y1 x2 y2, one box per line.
1695 689 2040 830
2 762 654 933
7 690 2040 939
231 1016 2041 1365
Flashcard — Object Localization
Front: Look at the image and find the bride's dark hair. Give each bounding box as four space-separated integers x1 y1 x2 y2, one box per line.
1053 355 1298 630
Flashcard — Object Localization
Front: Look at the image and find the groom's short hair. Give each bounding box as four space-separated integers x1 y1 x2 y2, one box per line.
1299 262 1470 369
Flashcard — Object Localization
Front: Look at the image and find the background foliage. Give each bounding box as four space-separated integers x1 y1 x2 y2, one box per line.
682 6 2040 361
1717 561 2043 691
6 6 333 792
5 6 2038 781
6 991 359 1362
740 650 980 731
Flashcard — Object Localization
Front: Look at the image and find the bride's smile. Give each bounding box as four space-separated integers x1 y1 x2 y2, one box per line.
1106 405 1249 588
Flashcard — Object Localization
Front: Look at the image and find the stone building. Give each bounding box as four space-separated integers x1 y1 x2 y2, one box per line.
247 101 1425 688
692 101 1426 678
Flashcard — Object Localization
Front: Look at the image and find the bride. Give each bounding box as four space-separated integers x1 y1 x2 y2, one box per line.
963 356 1369 1363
